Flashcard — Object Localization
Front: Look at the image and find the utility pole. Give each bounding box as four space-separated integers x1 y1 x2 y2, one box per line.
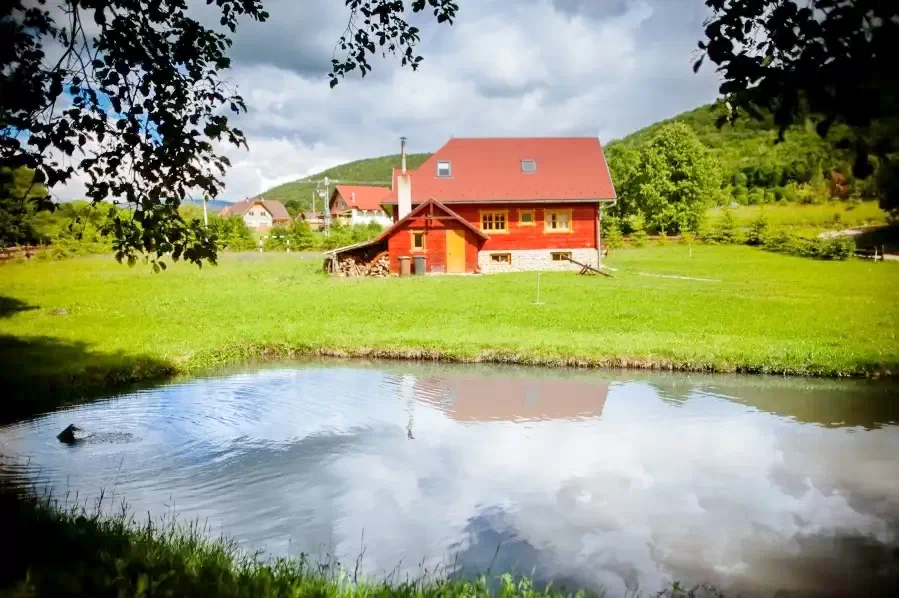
318 177 332 237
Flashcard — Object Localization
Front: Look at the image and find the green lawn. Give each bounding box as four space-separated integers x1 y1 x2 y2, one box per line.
707 200 888 229
1 246 897 419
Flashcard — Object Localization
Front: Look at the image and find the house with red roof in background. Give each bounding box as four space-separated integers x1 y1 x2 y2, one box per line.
329 185 393 227
325 136 617 275
219 197 291 230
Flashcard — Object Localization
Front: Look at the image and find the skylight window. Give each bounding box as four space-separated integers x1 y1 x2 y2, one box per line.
521 159 537 173
436 160 452 177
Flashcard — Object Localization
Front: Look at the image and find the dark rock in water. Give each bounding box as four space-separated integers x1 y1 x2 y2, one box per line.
57 425 137 445
57 424 92 444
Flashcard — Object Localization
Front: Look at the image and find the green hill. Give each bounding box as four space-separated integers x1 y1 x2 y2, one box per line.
606 102 861 203
257 102 880 215
258 153 430 214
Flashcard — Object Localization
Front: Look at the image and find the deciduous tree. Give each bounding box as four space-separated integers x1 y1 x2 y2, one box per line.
1 0 456 267
698 0 899 213
624 123 722 233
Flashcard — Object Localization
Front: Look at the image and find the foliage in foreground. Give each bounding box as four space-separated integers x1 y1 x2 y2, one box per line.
698 0 898 213
0 487 721 598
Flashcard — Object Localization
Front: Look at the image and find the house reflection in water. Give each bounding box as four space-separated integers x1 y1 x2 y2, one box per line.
388 372 610 423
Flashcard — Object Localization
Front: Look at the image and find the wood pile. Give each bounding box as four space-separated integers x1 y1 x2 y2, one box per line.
0 245 43 263
337 253 389 277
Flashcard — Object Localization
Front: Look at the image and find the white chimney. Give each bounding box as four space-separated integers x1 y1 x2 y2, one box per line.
400 136 407 174
397 137 412 219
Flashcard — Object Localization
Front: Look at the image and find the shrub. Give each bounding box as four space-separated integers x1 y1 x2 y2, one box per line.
705 208 743 244
629 213 648 247
747 213 769 246
603 217 623 250
747 188 765 205
263 229 289 251
656 225 669 246
773 186 786 202
821 236 855 259
759 228 854 260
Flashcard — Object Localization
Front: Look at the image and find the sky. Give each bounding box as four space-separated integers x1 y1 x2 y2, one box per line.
52 0 723 203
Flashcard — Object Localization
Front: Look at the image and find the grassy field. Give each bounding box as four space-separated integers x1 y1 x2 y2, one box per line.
707 200 888 229
1 245 897 420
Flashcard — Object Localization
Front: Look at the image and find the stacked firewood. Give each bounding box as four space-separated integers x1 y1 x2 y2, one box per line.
337 253 389 277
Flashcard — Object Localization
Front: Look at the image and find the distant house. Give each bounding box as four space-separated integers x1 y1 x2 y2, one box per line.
326 137 617 275
219 198 291 230
298 211 325 230
329 185 392 227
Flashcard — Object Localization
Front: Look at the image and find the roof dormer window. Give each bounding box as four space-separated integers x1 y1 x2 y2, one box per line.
521 159 537 173
436 160 452 178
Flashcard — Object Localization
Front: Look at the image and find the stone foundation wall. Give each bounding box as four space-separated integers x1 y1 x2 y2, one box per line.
477 248 599 273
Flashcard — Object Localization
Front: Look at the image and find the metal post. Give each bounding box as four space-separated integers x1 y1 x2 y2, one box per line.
533 273 544 305
596 202 602 267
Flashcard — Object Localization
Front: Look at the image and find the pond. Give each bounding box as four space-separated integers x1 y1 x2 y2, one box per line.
2 361 898 596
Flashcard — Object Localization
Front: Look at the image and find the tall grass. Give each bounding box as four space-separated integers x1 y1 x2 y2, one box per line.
0 486 720 598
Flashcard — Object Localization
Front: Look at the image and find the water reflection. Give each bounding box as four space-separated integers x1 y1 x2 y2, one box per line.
1 361 898 596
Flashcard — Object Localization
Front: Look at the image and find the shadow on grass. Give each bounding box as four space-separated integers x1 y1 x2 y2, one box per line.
0 296 39 319
0 334 176 425
853 223 899 253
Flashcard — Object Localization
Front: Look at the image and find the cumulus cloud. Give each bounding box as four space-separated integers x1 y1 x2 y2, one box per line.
51 0 723 201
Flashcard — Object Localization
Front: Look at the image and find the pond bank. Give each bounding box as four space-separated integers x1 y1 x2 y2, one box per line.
3 340 895 425
1 486 711 598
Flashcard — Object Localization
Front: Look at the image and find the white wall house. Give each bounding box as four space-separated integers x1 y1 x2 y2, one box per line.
219 198 292 230
330 185 392 227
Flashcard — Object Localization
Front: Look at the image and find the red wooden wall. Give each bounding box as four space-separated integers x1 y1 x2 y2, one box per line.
385 202 598 273
386 212 483 273
447 203 597 252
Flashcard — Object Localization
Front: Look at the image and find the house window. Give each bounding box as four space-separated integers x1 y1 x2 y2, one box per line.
519 209 535 226
248 211 254 216
521 159 537 173
480 210 508 232
436 160 452 178
411 231 426 251
545 209 572 232
551 251 572 262
490 253 512 264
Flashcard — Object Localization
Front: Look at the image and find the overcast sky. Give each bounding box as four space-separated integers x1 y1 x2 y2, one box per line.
54 0 722 203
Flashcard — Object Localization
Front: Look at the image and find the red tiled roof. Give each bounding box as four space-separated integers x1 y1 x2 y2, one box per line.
383 137 616 205
219 198 291 221
325 197 487 256
333 185 390 212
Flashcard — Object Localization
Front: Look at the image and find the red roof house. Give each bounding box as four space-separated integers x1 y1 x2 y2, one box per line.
327 137 617 275
329 185 392 226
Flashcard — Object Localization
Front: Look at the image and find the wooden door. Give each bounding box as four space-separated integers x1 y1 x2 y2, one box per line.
446 228 466 273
